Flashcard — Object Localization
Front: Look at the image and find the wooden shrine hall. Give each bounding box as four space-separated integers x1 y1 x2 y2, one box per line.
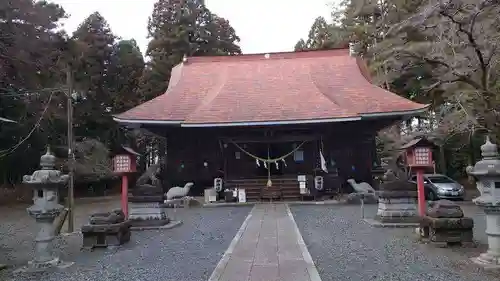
113 48 428 202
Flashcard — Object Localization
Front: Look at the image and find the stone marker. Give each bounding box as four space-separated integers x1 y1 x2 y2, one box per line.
419 200 474 247
81 209 131 250
16 147 73 273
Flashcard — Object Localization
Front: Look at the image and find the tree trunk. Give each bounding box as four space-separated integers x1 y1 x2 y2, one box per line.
438 145 447 175
467 133 475 183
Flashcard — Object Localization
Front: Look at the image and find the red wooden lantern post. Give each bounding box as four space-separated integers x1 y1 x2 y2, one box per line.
112 148 138 218
403 138 435 216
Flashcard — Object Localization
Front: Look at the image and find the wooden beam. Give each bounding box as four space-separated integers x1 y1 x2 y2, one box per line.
220 134 321 143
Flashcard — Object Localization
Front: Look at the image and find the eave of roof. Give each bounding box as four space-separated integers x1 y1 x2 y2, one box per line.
113 105 429 127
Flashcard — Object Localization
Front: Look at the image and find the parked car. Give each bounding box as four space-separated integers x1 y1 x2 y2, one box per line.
408 174 465 201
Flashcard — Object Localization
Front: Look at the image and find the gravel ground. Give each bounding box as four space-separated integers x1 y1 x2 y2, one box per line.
0 202 252 281
0 197 122 266
291 204 500 281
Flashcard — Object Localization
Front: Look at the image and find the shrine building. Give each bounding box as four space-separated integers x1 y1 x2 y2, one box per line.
113 48 428 201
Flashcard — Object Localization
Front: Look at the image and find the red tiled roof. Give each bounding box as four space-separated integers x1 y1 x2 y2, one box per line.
114 48 428 126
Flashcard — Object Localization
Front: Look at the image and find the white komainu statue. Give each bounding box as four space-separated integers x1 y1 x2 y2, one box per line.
347 178 376 194
346 178 378 204
166 182 194 200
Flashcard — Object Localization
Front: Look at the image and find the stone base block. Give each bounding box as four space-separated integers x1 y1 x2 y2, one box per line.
373 214 420 224
89 209 124 225
422 227 474 244
128 202 168 221
419 216 474 246
364 218 419 228
164 197 202 208
14 257 74 273
81 221 131 249
130 220 183 231
375 197 418 224
471 252 500 269
378 197 418 205
420 216 474 230
129 202 170 227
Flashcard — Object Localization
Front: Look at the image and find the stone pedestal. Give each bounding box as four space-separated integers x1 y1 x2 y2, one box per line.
367 179 419 227
26 210 71 271
81 209 131 249
471 203 500 267
128 201 170 226
128 187 170 228
420 200 474 247
375 196 418 222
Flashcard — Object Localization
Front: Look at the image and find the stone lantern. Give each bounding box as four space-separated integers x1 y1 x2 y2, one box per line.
467 136 500 268
17 147 73 272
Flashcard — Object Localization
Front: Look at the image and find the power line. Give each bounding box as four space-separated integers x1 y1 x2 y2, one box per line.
0 116 16 123
0 87 66 98
0 92 54 159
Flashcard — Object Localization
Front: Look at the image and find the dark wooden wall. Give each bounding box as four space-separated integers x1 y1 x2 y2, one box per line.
143 118 398 195
224 141 317 179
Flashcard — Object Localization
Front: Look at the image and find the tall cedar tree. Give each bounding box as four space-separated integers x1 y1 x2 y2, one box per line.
71 12 116 146
140 0 241 101
107 39 146 152
109 39 145 113
134 0 241 174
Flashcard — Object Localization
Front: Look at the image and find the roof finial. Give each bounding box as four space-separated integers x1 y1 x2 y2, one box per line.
182 54 188 63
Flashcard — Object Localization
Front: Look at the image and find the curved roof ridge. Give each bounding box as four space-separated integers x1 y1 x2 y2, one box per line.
308 61 343 111
187 48 349 64
184 63 229 122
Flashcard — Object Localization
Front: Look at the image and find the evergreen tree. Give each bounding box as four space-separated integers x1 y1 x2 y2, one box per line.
306 16 332 49
109 39 145 112
0 0 67 183
140 0 241 100
294 39 306 51
71 12 116 144
294 16 349 51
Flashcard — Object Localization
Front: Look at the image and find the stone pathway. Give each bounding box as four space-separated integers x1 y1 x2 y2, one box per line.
209 204 321 281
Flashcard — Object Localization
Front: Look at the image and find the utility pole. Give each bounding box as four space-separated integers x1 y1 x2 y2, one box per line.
66 65 75 233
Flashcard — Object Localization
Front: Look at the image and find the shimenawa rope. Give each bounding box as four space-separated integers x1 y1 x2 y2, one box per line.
229 141 306 187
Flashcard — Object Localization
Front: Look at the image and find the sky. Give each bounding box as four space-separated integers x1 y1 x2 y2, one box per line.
53 0 335 55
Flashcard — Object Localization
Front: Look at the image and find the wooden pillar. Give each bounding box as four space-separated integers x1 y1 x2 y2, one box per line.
222 141 228 181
